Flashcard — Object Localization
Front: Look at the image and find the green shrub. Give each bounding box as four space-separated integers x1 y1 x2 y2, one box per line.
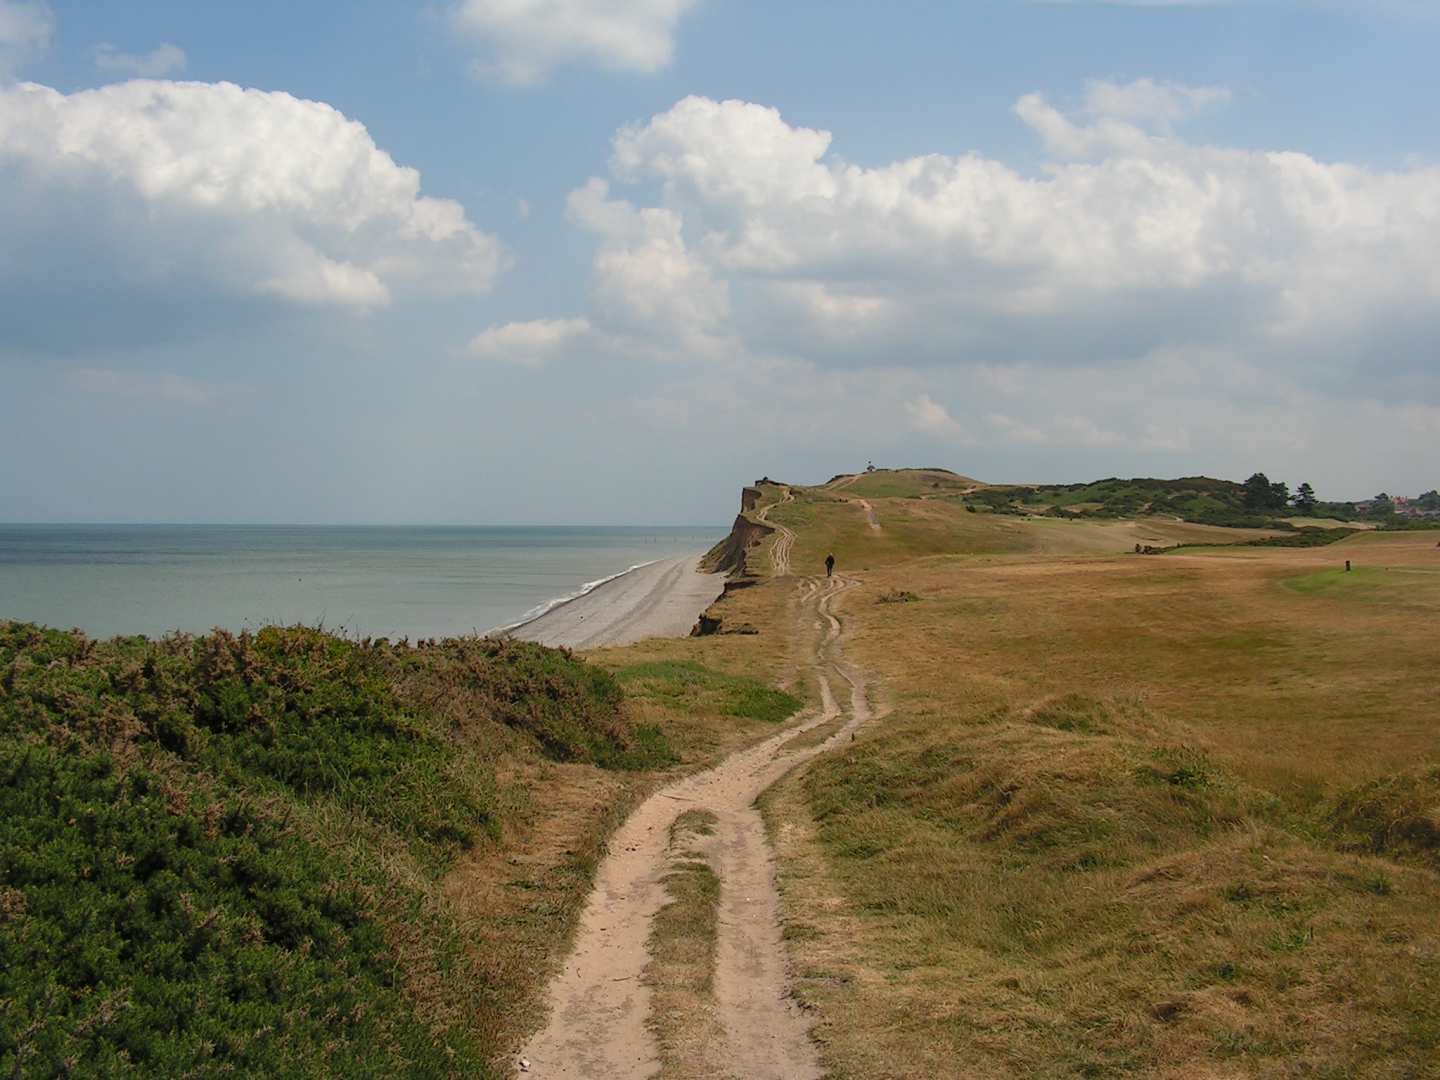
0 742 483 1077
0 619 652 1076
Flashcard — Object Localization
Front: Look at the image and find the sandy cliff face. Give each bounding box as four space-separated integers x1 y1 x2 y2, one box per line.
694 488 778 635
703 511 775 576
703 485 779 576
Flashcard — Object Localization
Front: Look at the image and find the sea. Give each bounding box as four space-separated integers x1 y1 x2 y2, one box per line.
0 525 725 641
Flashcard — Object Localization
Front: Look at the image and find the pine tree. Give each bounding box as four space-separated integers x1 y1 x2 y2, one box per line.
1243 472 1272 510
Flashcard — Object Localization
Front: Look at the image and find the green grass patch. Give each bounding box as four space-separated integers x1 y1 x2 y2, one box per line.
616 660 801 725
1283 566 1440 609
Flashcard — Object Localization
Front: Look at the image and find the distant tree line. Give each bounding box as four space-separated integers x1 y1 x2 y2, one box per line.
1245 474 1439 522
962 474 1437 531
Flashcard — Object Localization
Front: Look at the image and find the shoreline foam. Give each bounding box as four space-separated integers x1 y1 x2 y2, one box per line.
489 560 661 637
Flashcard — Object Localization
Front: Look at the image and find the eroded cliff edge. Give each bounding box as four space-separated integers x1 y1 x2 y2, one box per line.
702 485 776 576
693 482 782 635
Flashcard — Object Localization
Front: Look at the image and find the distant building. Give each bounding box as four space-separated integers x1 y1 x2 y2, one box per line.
1358 495 1440 519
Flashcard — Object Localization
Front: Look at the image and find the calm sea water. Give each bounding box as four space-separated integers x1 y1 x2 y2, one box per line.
0 525 724 641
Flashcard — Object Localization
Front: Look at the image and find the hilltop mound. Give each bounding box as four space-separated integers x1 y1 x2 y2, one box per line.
825 468 979 498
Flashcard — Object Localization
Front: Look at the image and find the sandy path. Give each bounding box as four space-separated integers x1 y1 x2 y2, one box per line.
815 475 881 534
855 498 881 532
517 574 870 1078
756 490 797 577
511 555 725 650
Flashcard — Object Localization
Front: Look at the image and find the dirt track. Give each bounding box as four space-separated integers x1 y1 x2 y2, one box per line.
517 572 871 1077
756 489 796 576
855 498 881 532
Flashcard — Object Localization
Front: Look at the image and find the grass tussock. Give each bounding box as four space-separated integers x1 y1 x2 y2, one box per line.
645 811 727 1079
1326 767 1440 869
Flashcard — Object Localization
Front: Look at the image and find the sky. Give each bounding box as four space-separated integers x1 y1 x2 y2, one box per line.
0 0 1437 525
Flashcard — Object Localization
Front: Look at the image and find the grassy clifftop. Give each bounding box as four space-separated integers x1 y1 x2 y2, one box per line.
0 621 798 1077
760 509 1440 1076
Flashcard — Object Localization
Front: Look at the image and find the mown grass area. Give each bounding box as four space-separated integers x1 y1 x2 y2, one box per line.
761 524 1440 1077
0 616 802 1077
1284 565 1440 610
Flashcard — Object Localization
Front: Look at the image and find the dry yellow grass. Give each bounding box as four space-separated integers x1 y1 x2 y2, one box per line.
756 513 1440 1077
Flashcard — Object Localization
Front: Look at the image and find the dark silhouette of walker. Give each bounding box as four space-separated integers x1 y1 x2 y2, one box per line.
825 553 835 577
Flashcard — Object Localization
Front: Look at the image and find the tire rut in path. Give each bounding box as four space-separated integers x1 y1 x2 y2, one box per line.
755 489 797 578
517 575 870 1078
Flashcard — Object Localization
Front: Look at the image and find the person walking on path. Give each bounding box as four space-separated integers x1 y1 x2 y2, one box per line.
825 553 835 578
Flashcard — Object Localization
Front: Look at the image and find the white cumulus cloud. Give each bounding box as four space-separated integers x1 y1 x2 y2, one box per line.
906 394 973 443
0 0 51 78
580 91 1440 375
0 79 506 347
93 42 188 78
566 177 730 347
1081 77 1230 126
450 0 699 87
467 317 592 366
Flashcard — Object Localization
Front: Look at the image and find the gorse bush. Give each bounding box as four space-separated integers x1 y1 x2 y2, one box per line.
389 635 637 769
0 745 456 1076
0 620 651 1077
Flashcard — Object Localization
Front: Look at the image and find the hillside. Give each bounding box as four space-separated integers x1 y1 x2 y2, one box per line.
696 468 1440 587
712 470 1289 579
0 622 801 1076
809 468 1422 529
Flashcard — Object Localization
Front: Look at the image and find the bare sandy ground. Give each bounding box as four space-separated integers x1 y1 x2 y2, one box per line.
517 573 873 1078
509 555 725 650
